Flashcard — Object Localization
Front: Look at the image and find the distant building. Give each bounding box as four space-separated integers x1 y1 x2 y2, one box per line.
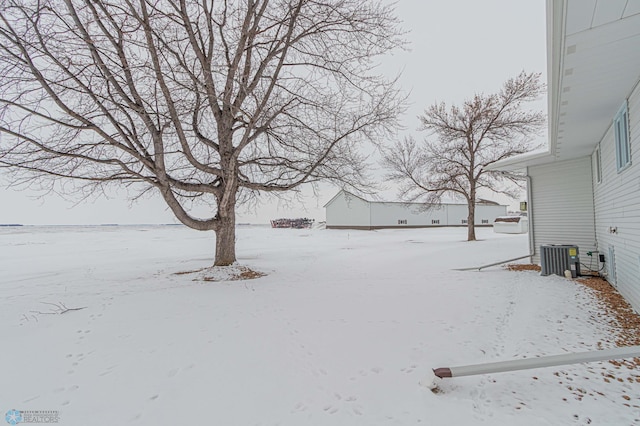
324 190 507 230
493 216 528 234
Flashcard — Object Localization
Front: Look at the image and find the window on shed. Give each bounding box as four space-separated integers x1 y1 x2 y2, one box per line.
614 102 631 172
397 219 407 225
461 219 468 224
431 219 440 225
594 145 602 183
481 219 489 224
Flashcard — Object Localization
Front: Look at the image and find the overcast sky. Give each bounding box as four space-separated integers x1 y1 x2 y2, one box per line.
0 1 547 225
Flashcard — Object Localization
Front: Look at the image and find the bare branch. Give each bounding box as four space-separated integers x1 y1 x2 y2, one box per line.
0 0 406 265
31 301 87 315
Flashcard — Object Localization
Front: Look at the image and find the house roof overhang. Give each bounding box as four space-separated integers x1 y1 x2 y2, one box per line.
489 0 640 172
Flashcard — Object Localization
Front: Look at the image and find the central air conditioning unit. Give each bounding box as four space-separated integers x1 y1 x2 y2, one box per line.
540 245 580 278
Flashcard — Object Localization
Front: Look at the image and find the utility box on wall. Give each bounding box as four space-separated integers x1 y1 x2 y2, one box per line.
540 245 580 278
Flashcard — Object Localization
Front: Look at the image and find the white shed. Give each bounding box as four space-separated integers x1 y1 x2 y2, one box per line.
324 190 507 230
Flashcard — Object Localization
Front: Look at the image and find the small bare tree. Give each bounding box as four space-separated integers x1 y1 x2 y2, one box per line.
382 71 545 241
0 0 405 266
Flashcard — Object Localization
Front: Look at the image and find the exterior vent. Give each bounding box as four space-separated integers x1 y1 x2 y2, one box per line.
540 245 580 278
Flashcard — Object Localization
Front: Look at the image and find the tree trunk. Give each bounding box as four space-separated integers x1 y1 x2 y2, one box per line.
214 203 237 266
467 199 476 241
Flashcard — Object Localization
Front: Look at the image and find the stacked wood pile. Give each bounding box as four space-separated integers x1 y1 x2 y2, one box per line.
270 218 314 229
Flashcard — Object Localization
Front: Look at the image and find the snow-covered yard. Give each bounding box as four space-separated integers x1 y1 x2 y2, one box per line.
1 225 638 425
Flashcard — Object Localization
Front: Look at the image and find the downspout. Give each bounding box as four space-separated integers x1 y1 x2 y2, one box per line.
526 170 535 263
426 345 640 387
591 148 599 268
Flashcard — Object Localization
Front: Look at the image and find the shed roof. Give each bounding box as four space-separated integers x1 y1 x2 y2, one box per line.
324 190 506 208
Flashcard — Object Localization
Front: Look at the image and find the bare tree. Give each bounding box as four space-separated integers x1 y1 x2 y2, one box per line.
382 71 545 241
0 0 405 266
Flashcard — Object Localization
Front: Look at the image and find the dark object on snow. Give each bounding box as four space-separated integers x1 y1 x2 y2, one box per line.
270 218 314 229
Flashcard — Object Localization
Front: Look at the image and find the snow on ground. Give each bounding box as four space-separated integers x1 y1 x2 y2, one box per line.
1 225 638 425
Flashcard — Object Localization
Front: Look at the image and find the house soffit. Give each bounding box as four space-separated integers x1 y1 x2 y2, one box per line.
553 0 640 160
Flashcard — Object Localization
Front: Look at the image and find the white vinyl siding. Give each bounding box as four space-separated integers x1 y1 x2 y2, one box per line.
614 101 631 172
325 191 371 228
593 81 640 311
528 157 597 264
368 203 506 228
370 202 446 227
325 191 507 229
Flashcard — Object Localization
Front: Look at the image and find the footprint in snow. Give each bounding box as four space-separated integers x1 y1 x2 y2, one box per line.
323 405 339 415
401 364 418 373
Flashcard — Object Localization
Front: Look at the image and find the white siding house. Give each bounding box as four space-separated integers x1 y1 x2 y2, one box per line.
324 190 506 230
593 84 640 308
490 1 640 312
527 157 597 263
